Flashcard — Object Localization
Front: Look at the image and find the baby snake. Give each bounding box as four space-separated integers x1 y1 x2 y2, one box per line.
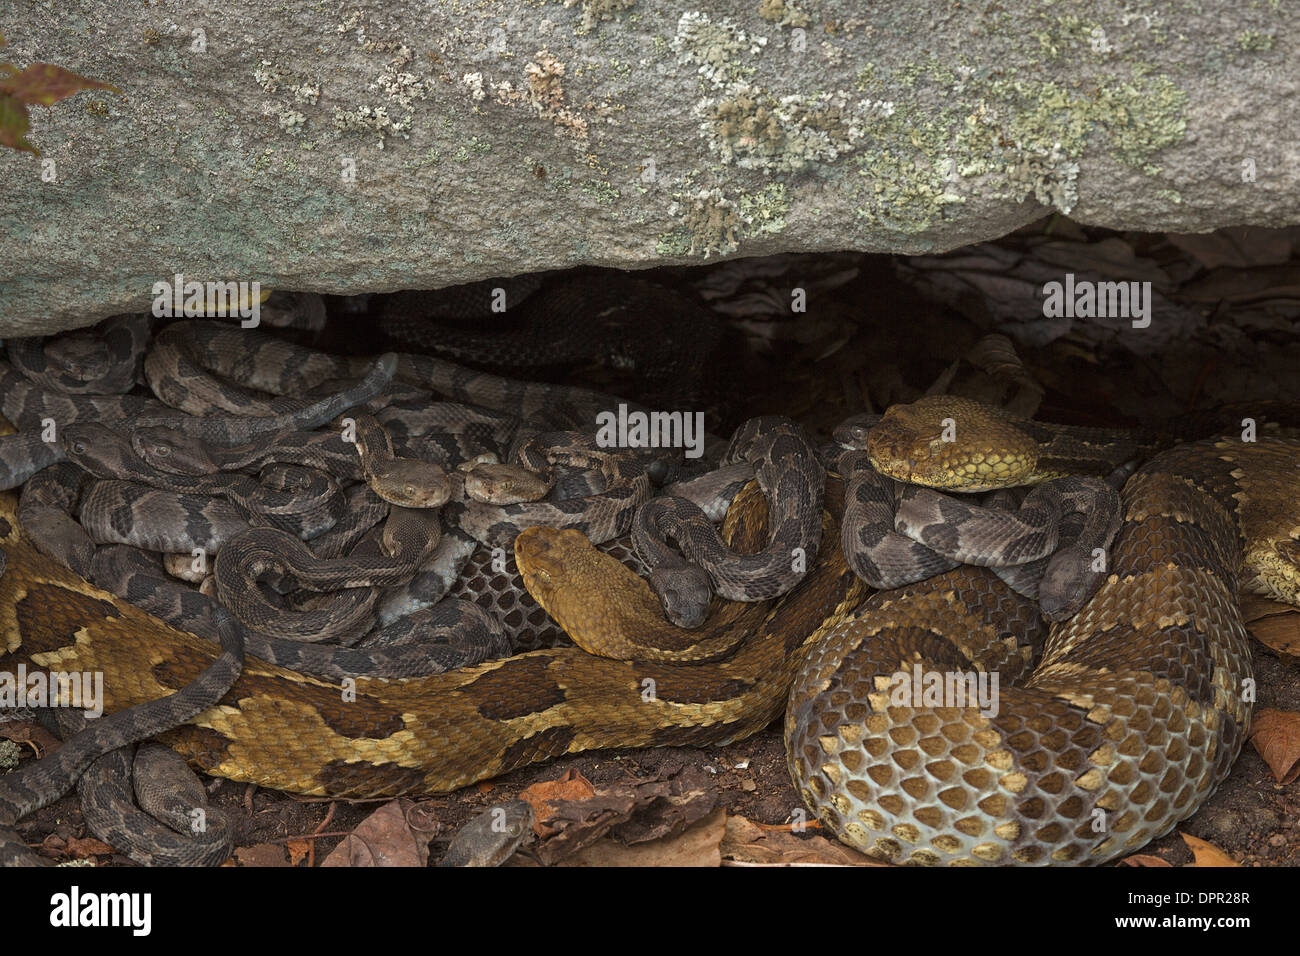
2 312 1298 866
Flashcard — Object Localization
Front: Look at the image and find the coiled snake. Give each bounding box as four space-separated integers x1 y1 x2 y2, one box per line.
784 399 1300 864
1 358 1298 865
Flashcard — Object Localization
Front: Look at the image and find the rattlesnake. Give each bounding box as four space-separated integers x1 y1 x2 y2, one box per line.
0 309 728 865
3 310 1297 869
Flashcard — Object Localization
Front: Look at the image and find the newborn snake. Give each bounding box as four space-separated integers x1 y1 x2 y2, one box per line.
0 479 862 816
2 355 1297 865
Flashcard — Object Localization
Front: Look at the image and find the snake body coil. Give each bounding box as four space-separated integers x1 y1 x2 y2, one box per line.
2 310 1298 867
788 437 1300 865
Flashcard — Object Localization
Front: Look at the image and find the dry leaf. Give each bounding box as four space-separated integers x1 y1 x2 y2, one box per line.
721 814 888 866
0 719 60 757
1240 593 1296 623
1248 708 1300 784
1180 834 1240 867
1178 263 1300 304
321 799 431 867
1119 853 1173 867
286 839 312 867
0 63 119 156
0 63 119 106
520 769 596 837
0 94 33 153
234 844 291 867
511 807 727 867
1246 609 1300 659
519 766 719 865
64 836 116 859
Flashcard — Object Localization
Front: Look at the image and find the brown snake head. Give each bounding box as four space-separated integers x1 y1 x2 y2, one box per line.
866 395 1039 492
514 526 647 641
459 460 552 505
369 459 451 508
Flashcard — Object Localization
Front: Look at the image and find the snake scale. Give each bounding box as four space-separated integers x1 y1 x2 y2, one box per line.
790 433 1300 865
1 310 1298 866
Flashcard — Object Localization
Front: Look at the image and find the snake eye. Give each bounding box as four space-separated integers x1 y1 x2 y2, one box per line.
852 425 868 440
155 445 170 457
405 485 416 497
71 441 86 455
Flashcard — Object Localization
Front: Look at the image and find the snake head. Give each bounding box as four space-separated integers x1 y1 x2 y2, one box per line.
832 413 882 450
132 425 215 475
647 566 712 629
515 525 652 645
371 459 451 509
514 526 590 601
866 396 1038 492
45 334 109 377
59 422 130 472
460 461 553 505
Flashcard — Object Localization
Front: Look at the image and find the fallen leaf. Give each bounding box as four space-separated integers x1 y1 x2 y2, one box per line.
39 834 69 859
64 836 117 860
233 844 290 867
1246 608 1300 659
1180 834 1240 867
519 769 596 837
721 814 888 866
608 767 717 845
1034 237 1173 288
511 807 728 867
1119 854 1173 867
522 767 719 865
286 839 312 867
0 62 119 106
0 718 60 757
321 799 431 867
1240 593 1296 623
0 94 34 154
528 791 635 862
1178 263 1300 304
1249 708 1300 784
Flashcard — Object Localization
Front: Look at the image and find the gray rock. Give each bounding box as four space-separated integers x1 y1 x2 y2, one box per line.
1 1 1296 334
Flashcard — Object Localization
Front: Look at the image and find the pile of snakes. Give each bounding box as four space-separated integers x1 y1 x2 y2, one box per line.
1 299 1298 867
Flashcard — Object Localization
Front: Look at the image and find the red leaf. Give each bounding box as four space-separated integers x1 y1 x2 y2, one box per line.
0 62 119 107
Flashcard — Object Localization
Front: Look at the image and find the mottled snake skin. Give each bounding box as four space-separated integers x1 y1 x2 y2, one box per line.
3 309 1299 871
787 437 1300 865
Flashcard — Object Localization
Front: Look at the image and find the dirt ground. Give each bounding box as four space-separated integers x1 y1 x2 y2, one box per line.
7 221 1300 866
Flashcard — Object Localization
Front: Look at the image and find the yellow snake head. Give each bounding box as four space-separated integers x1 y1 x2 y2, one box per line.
514 526 750 663
866 395 1039 492
514 526 653 648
